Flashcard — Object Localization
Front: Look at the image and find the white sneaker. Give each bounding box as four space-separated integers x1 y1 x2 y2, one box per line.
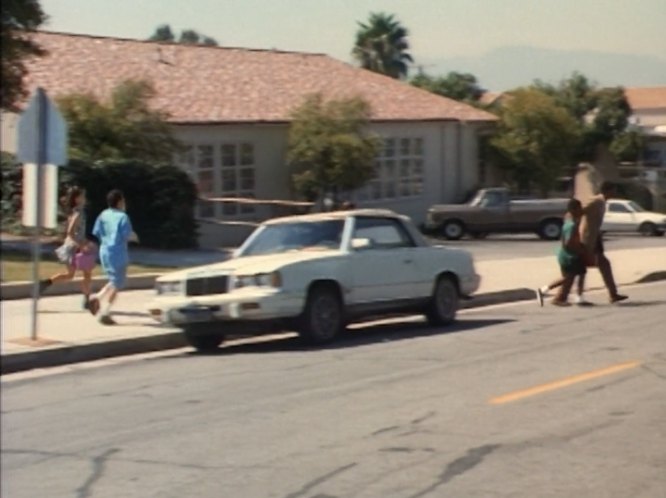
574 295 593 306
536 288 545 307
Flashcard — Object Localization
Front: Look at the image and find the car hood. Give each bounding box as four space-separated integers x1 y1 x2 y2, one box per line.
158 249 341 281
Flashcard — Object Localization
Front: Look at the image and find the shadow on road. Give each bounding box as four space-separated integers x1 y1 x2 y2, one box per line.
612 300 664 308
189 317 515 357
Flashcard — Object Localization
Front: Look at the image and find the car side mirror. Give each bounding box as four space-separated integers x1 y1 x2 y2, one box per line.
351 237 371 251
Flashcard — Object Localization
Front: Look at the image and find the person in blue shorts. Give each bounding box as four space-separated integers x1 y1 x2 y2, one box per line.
88 189 138 325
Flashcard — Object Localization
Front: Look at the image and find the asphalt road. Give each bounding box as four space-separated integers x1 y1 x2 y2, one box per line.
2 282 665 498
431 232 666 261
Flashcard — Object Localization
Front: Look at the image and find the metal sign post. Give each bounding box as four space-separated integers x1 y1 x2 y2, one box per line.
17 88 68 341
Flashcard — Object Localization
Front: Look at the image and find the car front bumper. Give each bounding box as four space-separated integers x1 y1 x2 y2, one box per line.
459 273 481 297
148 288 304 327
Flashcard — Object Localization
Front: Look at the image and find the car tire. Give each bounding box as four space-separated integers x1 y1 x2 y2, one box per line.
538 219 562 240
639 222 658 236
441 220 465 240
426 275 459 326
183 324 225 352
298 284 344 345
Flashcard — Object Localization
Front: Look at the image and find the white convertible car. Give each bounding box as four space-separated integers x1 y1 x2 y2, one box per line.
602 199 666 237
149 209 481 351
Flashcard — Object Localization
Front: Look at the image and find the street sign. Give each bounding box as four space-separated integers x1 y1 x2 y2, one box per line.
15 88 68 341
17 89 68 165
22 163 59 229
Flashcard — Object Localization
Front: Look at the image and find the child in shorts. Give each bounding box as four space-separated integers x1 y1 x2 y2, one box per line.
88 189 138 325
549 198 587 306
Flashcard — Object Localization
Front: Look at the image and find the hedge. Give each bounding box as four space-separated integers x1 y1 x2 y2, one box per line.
1 154 199 249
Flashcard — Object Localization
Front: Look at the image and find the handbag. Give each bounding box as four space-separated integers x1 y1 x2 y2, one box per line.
74 244 97 271
55 241 76 264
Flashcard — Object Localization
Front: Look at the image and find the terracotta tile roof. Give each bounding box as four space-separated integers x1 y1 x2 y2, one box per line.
624 87 666 110
24 31 496 124
479 91 503 106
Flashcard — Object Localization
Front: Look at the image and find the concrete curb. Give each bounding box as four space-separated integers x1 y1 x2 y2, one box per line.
2 272 666 375
1 332 187 375
0 274 161 300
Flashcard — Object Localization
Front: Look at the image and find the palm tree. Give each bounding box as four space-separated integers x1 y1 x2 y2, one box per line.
352 12 413 79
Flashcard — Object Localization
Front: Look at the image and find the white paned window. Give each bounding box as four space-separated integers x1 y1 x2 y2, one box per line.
220 142 255 216
196 145 216 218
358 137 425 201
176 145 215 219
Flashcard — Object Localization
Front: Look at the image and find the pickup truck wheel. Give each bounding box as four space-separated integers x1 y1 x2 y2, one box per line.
441 220 465 240
538 219 562 240
299 285 343 344
639 222 658 236
426 276 459 326
183 324 225 352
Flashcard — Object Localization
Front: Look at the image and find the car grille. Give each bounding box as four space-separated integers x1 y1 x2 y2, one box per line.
186 276 229 296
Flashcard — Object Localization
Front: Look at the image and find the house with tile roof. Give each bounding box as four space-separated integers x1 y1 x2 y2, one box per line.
624 87 666 168
2 31 498 246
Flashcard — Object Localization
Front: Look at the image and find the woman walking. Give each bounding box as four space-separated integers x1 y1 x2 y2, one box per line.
39 186 96 309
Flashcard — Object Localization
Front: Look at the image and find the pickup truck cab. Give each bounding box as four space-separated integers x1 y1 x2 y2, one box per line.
424 187 568 240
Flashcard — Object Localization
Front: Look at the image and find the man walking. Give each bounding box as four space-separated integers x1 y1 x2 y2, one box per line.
88 189 138 324
579 181 628 304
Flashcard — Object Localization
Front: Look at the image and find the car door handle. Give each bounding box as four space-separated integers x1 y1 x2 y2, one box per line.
403 259 413 264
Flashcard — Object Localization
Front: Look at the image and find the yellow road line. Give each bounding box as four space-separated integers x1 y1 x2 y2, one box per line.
489 360 642 405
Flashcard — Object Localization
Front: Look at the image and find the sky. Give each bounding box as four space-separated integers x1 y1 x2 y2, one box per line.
40 0 666 90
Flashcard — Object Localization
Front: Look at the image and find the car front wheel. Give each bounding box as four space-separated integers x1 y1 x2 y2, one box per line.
298 285 344 344
426 276 459 326
183 324 225 352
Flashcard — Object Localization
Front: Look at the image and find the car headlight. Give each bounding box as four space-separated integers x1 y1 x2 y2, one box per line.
156 281 184 295
234 271 282 289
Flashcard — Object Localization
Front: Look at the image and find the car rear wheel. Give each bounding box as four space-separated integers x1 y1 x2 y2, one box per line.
298 285 344 344
441 220 465 240
639 222 658 236
538 219 562 240
183 324 225 352
426 275 459 326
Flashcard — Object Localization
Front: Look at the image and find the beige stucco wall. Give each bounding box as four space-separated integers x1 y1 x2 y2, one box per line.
172 120 486 240
633 108 666 128
1 112 19 154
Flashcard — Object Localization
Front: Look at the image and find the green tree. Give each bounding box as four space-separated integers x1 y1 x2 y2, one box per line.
490 88 579 195
533 73 635 161
352 12 413 79
411 71 484 102
148 24 175 42
57 80 181 163
287 94 380 201
1 0 47 110
148 24 218 46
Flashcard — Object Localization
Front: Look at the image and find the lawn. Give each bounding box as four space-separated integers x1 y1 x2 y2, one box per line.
0 250 174 283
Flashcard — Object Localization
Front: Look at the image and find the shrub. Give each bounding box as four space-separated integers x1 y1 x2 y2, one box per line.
61 160 199 249
1 153 199 249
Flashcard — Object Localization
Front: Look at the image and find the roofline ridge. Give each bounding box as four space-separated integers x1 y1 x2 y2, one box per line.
35 29 328 57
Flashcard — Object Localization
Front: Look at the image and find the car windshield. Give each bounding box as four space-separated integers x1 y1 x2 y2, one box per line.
627 201 646 212
239 219 346 256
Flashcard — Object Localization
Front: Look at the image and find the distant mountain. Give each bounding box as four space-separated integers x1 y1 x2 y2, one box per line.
425 46 666 91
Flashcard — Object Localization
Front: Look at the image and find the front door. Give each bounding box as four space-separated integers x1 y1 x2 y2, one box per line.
347 217 419 306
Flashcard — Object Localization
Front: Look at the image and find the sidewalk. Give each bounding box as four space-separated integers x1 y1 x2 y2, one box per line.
1 233 232 299
2 247 665 374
